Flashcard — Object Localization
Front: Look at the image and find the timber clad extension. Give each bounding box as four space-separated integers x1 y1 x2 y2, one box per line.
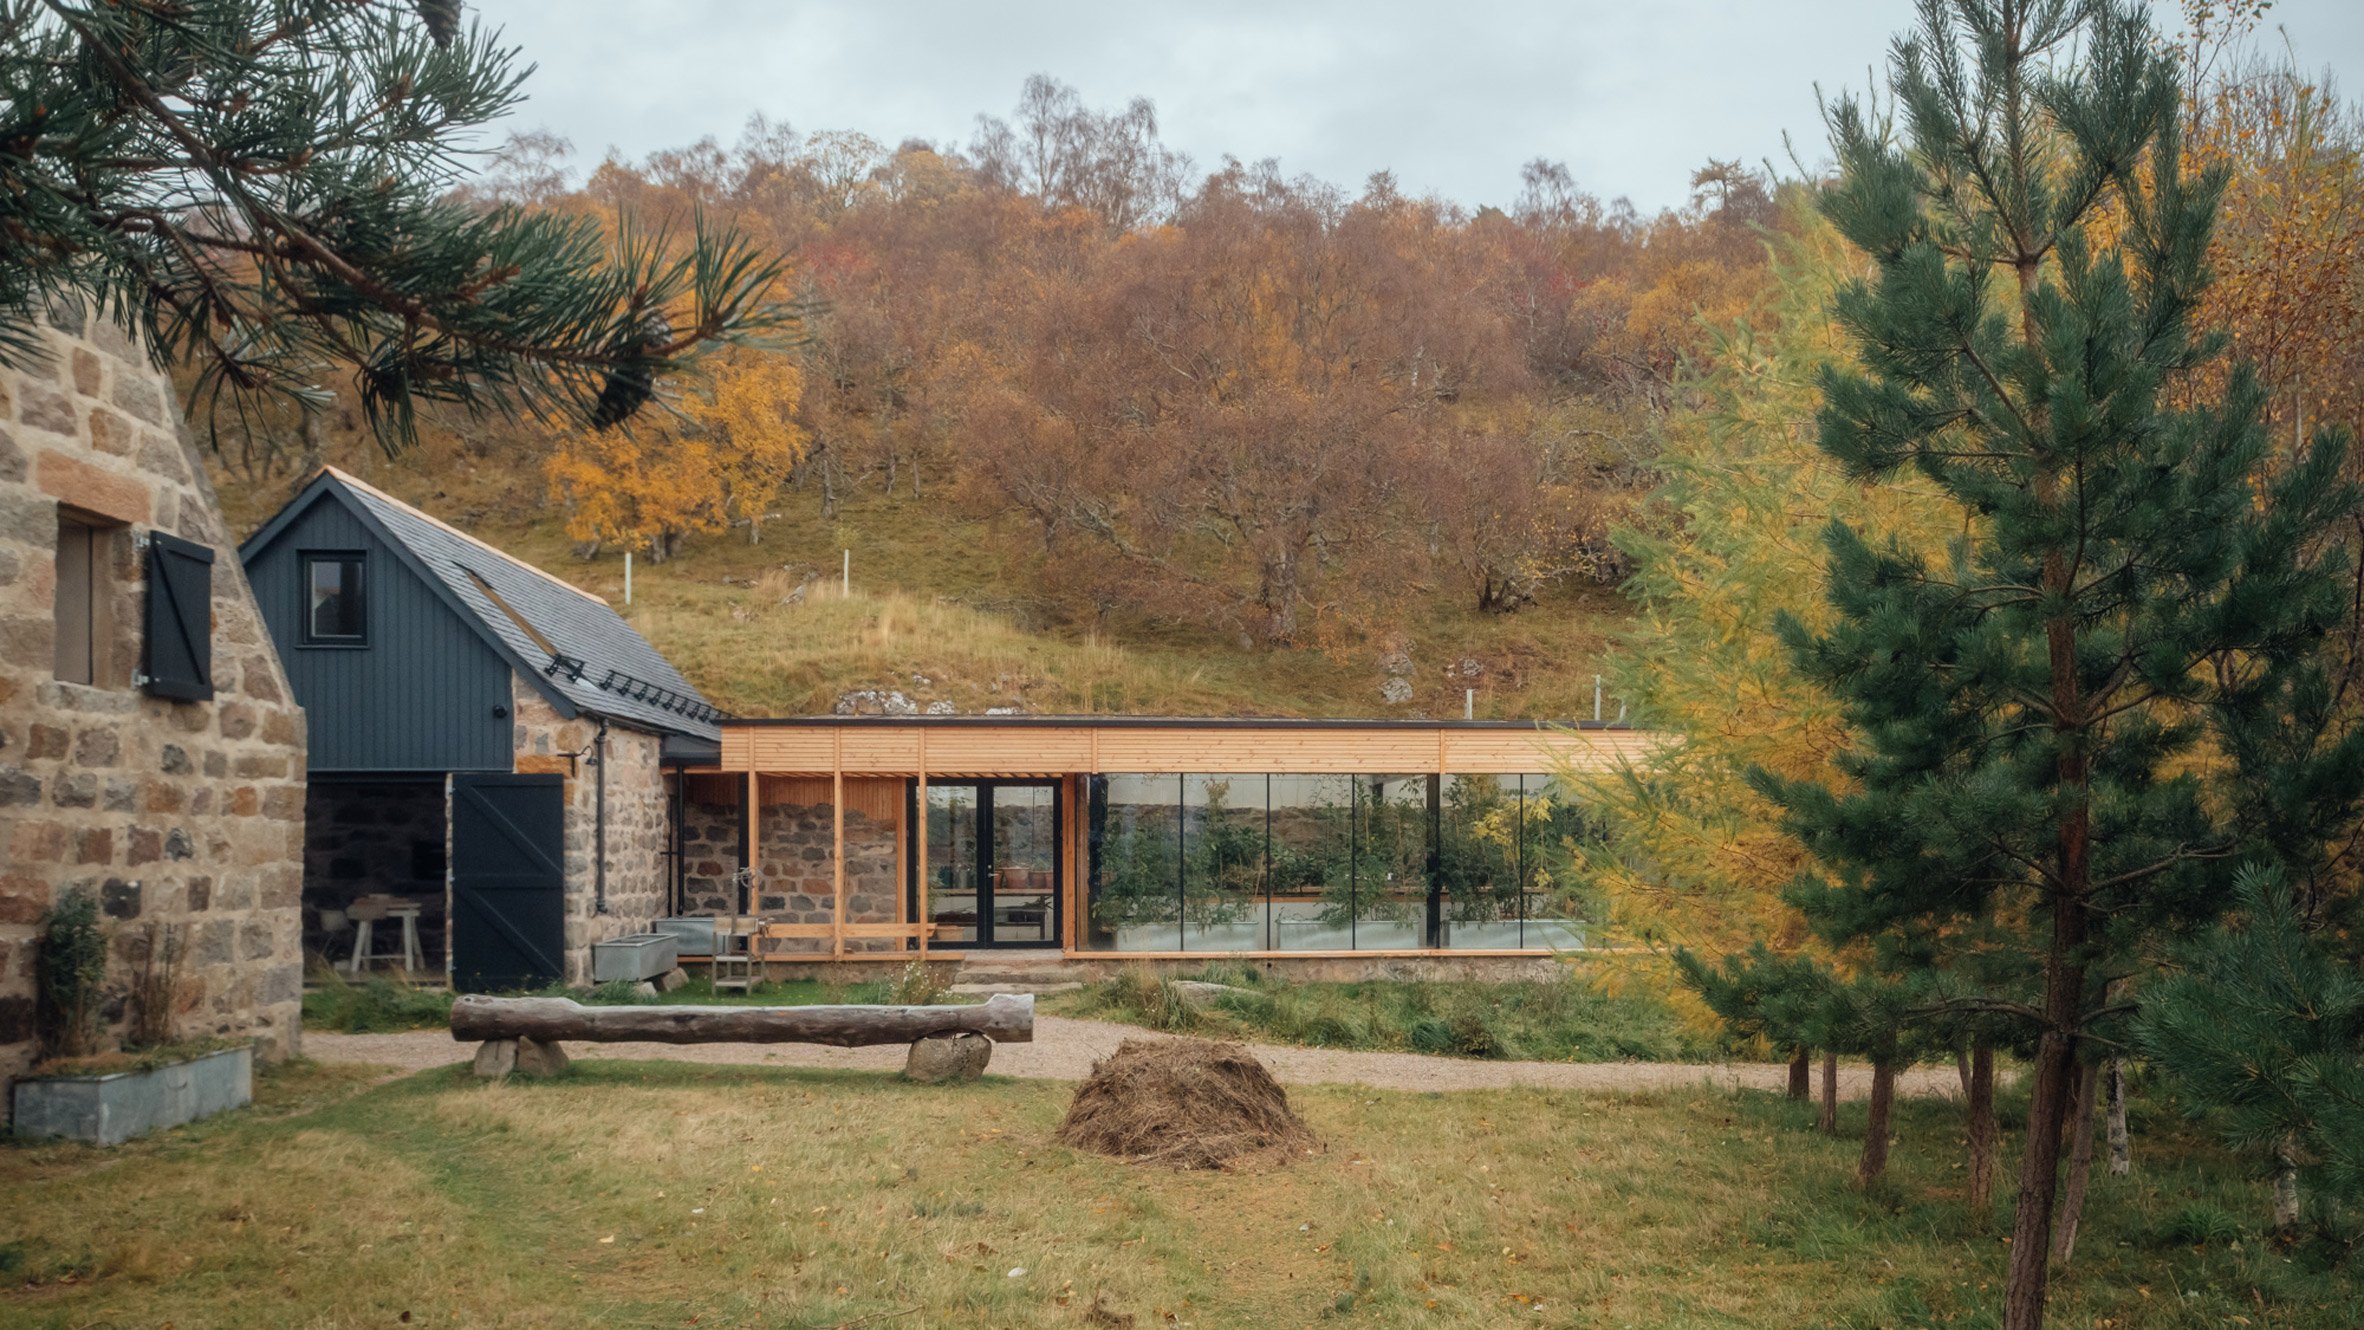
681 717 1646 965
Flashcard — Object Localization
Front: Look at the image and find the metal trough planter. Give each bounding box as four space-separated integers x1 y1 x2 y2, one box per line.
592 932 681 983
11 1044 253 1146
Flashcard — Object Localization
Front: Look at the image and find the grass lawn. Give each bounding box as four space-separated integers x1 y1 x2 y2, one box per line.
2 1058 2352 1328
1055 967 1728 1063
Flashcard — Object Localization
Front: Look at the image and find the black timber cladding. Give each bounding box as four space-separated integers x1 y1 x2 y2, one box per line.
241 468 721 774
242 483 513 771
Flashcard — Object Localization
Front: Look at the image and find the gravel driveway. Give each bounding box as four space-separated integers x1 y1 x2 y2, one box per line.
305 1014 1962 1098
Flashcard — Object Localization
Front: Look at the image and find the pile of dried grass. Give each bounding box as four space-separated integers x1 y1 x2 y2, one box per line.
1055 1037 1319 1170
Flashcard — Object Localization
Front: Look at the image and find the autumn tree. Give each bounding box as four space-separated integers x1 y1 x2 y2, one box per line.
1769 4 2364 1326
545 347 809 559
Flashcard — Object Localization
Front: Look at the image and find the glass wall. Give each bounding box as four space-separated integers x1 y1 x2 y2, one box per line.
1182 775 1267 950
1440 775 1521 947
1517 773 1595 950
1081 771 1599 954
923 785 980 945
1353 775 1430 949
1267 775 1355 949
1084 774 1182 951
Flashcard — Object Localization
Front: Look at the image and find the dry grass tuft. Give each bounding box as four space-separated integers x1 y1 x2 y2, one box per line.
1056 1038 1319 1170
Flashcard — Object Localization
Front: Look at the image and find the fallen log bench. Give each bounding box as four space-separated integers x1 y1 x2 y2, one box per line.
450 992 1032 1083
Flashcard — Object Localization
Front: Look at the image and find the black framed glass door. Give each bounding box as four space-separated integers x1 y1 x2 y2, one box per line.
913 781 1062 948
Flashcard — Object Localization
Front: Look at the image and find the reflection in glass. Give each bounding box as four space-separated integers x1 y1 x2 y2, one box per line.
1267 775 1356 950
1182 775 1266 949
925 784 979 945
1440 775 1521 947
1354 775 1430 949
1086 775 1182 951
1518 774 1596 949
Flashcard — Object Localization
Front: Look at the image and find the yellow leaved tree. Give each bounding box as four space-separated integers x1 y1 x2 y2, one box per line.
1574 194 1955 977
545 347 810 561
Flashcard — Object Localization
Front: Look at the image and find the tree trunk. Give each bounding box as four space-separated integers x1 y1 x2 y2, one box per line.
449 992 1035 1046
2272 1136 2302 1239
1968 1041 1999 1223
1788 1047 1811 1101
2002 938 2088 1330
1820 1050 1840 1135
2105 1058 2129 1177
1858 1058 1897 1185
2050 1061 2101 1266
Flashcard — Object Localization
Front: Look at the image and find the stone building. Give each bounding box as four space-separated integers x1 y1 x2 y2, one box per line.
240 468 718 988
0 309 309 1091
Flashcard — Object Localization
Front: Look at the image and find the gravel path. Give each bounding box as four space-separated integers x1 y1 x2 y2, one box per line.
306 1014 1962 1098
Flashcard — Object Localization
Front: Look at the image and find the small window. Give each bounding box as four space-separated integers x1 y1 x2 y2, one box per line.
303 554 366 644
54 514 112 685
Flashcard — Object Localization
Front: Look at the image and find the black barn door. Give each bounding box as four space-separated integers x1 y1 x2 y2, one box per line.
451 773 566 993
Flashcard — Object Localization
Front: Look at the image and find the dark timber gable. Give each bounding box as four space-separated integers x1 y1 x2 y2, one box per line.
242 482 514 772
241 468 720 775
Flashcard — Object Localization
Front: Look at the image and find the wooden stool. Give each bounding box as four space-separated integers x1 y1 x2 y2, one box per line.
345 898 424 976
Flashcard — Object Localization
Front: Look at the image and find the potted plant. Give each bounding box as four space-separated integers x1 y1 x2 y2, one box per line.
12 897 253 1146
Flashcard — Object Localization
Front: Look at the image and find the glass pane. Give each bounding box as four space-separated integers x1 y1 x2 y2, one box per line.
990 785 1058 946
924 784 979 945
1354 775 1430 949
1519 774 1594 950
1182 775 1266 951
1440 775 1521 947
1267 775 1356 950
308 558 361 639
1085 775 1180 951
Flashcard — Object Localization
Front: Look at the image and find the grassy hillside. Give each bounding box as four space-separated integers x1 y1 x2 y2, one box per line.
209 445 1630 720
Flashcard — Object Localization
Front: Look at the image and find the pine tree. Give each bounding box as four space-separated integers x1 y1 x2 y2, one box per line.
1767 2 2364 1325
2137 866 2364 1232
0 1 791 449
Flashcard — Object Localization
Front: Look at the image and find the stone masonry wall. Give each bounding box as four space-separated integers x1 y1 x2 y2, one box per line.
680 796 740 917
512 687 668 983
680 795 901 954
0 311 308 1091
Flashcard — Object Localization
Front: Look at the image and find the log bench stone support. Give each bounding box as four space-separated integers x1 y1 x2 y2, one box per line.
450 992 1033 1081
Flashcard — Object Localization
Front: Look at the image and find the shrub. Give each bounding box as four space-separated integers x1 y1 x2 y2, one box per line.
2157 1204 2246 1248
1449 1010 1508 1059
886 960 953 1005
36 888 108 1059
1408 1016 1457 1055
124 923 183 1049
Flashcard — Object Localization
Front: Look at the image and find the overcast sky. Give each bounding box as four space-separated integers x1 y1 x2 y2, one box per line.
468 0 2364 215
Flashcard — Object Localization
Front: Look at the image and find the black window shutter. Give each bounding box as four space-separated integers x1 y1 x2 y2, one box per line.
143 531 215 701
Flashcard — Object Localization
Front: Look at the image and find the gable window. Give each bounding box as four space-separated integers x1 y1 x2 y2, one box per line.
303 553 367 645
54 512 117 685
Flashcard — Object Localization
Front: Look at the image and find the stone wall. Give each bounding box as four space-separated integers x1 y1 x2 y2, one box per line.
680 796 741 917
679 793 902 953
0 311 308 1091
301 780 444 965
512 687 670 983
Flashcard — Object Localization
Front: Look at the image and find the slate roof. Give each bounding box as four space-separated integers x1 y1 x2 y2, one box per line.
249 467 721 741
